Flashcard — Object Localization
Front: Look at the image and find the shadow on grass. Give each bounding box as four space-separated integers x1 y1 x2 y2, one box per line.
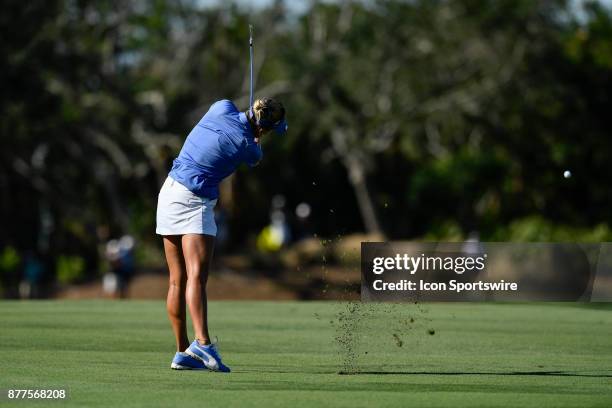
337 370 612 378
238 367 612 378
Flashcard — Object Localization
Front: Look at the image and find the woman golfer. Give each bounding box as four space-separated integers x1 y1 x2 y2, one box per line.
156 97 287 372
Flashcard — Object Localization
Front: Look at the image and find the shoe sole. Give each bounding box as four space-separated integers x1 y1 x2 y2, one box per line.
171 362 206 370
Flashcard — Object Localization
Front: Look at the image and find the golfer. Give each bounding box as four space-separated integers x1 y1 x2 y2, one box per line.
156 97 287 372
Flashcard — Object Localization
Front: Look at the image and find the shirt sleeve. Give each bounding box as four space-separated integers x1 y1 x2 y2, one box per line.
244 138 263 167
208 99 237 116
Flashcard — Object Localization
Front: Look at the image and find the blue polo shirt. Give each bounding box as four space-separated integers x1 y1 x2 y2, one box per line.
168 100 262 199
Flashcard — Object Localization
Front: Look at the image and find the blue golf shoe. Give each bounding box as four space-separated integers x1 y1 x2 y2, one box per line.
185 340 231 373
170 351 206 370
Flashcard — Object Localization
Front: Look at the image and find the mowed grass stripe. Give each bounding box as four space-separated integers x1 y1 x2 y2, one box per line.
0 301 611 408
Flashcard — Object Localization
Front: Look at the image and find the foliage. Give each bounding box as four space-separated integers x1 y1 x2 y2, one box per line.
56 255 85 284
0 246 20 273
1 0 611 287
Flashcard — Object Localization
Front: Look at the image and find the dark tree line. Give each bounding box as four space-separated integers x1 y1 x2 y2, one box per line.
1 0 612 291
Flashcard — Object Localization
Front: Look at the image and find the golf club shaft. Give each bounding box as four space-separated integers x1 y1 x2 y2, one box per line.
249 25 254 109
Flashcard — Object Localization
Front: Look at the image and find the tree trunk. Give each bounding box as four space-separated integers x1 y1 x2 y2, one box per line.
345 157 383 236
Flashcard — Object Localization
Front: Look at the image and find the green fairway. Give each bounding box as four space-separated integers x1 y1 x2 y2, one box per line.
1 301 611 407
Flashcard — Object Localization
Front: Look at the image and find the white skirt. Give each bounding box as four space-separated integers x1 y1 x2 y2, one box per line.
156 176 218 236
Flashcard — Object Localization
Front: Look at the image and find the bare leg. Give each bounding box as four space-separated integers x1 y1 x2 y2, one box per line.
163 236 189 352
182 233 215 345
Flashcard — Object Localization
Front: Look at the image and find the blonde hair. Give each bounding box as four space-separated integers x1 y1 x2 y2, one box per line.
252 97 285 126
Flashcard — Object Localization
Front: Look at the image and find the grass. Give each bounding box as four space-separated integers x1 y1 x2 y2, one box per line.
1 300 611 407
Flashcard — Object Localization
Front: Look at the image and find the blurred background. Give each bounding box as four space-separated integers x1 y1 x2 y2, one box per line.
1 0 611 300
